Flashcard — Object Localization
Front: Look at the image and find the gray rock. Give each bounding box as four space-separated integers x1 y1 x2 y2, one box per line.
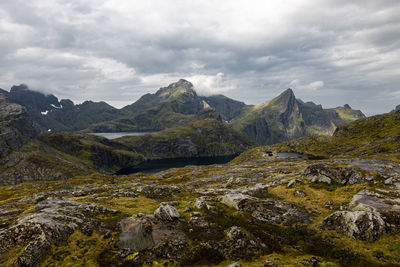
194 196 214 209
116 215 155 250
293 190 307 198
0 197 119 266
322 210 385 242
225 226 247 240
154 203 181 221
220 193 309 225
302 163 344 184
237 183 269 196
220 193 258 210
228 263 241 267
384 177 393 185
287 179 297 188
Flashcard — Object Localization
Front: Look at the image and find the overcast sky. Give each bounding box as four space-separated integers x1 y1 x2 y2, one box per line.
0 0 399 115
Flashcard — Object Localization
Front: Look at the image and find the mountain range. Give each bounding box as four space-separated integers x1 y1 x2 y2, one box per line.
0 79 364 145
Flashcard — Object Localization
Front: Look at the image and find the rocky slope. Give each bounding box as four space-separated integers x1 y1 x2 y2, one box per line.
0 93 39 157
0 110 254 185
0 104 399 266
200 94 246 121
88 79 210 132
230 89 365 145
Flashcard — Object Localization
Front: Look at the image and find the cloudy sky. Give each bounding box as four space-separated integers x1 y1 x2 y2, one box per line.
0 0 399 115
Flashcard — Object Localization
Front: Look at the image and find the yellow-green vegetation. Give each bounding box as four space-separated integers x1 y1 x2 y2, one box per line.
274 111 400 160
41 230 116 267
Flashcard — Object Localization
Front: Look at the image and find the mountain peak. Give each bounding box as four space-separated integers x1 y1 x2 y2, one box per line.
268 88 296 107
157 79 197 100
10 84 29 92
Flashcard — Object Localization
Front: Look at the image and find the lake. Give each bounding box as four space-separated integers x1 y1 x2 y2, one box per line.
116 155 238 175
89 132 155 139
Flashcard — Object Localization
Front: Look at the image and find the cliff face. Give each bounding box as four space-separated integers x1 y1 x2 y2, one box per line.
231 89 364 145
0 93 39 157
201 95 246 121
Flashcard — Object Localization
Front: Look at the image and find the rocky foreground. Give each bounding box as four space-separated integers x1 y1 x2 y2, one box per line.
0 152 399 266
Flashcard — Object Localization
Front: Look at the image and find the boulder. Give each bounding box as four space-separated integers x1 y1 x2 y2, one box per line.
384 177 393 185
116 215 155 250
220 193 309 225
220 193 258 211
293 190 307 198
302 163 345 184
322 210 385 242
154 203 181 221
225 226 247 240
0 197 119 266
303 164 365 185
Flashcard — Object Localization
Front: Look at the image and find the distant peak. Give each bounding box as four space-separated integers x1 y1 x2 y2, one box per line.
10 84 29 92
169 79 194 90
343 104 351 109
270 88 296 104
157 79 196 99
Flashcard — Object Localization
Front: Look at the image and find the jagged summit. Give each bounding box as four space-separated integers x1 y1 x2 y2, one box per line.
343 104 351 109
156 79 197 100
268 88 296 108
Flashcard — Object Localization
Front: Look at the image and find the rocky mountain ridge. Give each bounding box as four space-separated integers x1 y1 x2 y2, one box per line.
2 80 365 145
0 110 399 266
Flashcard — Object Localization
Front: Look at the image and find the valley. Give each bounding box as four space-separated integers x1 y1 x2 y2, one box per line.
0 80 399 267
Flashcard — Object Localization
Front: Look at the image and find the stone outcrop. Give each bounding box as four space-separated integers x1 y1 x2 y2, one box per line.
0 197 119 266
154 203 181 221
322 190 400 241
302 163 365 185
322 210 385 242
116 215 155 250
0 93 39 157
220 193 309 225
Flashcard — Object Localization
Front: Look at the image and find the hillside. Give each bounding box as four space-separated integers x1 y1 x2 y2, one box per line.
1 105 399 266
0 112 254 185
230 89 365 145
271 110 400 160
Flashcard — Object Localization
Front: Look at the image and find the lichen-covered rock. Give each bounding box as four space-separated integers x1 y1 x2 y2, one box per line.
303 163 365 185
220 193 258 210
225 226 247 240
220 193 309 225
135 184 181 199
322 210 385 242
294 190 307 198
116 215 155 250
0 197 119 266
302 163 345 184
154 203 181 221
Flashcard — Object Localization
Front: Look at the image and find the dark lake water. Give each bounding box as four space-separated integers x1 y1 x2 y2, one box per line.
89 132 155 139
116 155 238 175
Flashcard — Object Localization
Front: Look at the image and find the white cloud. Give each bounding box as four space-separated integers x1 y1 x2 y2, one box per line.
290 80 324 92
0 0 399 114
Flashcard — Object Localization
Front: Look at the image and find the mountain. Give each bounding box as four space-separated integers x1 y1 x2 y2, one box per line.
121 79 206 115
4 84 119 131
0 93 39 157
0 111 254 185
200 94 246 121
88 79 210 132
230 89 365 145
272 109 400 159
3 81 365 146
